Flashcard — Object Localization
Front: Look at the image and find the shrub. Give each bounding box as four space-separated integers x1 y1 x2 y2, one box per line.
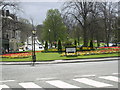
58 40 62 52
74 40 77 46
44 41 48 52
80 47 92 51
89 40 94 49
63 41 75 47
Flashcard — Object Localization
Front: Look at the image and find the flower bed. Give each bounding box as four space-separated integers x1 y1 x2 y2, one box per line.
1 52 32 58
98 46 120 49
0 50 44 59
61 47 120 56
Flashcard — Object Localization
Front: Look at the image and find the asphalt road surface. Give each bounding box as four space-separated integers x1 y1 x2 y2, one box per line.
0 60 119 89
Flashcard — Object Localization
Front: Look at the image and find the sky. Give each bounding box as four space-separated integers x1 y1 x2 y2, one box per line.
14 0 118 25
18 2 63 25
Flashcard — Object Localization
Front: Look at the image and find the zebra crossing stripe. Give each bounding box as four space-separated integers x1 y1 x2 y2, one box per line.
99 76 120 83
46 80 80 88
0 84 9 90
0 80 15 83
73 78 113 88
112 73 119 75
19 82 42 88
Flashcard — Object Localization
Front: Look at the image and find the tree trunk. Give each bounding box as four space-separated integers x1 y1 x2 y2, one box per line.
97 39 100 47
83 26 88 46
77 37 80 45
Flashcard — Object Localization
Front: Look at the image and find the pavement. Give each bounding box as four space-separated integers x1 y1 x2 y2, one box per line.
0 56 119 65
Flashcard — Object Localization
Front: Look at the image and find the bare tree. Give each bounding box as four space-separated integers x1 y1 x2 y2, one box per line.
87 2 105 47
0 0 20 11
98 2 118 46
18 18 33 43
62 0 94 46
62 1 118 47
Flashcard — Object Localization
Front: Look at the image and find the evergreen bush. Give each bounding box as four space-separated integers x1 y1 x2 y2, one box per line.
44 41 48 52
89 40 94 49
63 41 73 47
74 40 77 46
58 40 62 52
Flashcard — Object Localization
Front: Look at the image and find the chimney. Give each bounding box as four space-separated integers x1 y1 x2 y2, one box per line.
6 10 9 16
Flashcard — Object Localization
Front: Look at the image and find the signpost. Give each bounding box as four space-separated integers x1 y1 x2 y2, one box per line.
65 47 77 56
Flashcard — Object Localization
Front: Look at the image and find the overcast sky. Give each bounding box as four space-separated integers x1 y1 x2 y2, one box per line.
17 0 118 25
18 2 63 25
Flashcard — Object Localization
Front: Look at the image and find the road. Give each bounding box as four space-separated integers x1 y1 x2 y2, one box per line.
0 60 119 89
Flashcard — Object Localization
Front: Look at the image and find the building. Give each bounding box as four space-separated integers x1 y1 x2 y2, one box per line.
1 10 21 53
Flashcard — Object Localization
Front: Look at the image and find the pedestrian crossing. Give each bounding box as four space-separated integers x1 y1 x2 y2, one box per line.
73 78 113 87
0 75 119 89
46 80 80 88
99 76 120 83
19 82 42 88
0 84 10 90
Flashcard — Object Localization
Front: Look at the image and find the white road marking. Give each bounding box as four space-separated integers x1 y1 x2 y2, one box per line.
19 82 42 88
75 74 95 77
0 80 15 83
75 74 96 78
36 77 55 80
99 76 120 83
73 78 113 87
112 73 119 75
46 80 80 88
77 74 96 77
0 84 9 90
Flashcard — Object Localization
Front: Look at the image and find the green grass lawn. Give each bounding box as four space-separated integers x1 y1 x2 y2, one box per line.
1 52 119 62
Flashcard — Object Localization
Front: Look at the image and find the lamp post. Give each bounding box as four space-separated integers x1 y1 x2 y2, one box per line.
32 29 36 66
